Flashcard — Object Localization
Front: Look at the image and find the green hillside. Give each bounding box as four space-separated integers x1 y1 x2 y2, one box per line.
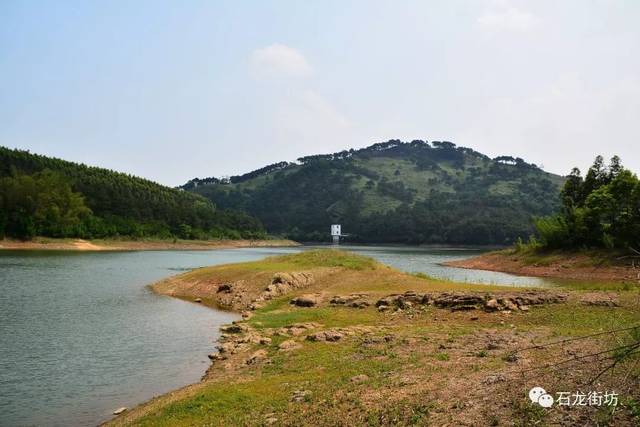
0 147 265 240
184 140 565 244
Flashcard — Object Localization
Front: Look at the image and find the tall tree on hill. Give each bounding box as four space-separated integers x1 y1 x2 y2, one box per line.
535 155 640 250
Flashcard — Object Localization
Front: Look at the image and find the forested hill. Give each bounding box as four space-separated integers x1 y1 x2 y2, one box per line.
0 147 265 240
184 140 565 244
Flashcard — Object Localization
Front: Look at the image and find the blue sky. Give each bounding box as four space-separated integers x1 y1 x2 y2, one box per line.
1 0 639 185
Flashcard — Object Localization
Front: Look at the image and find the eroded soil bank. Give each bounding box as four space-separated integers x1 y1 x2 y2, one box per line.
108 250 640 426
445 250 640 284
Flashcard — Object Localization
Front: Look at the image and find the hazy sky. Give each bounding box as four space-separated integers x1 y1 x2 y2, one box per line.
1 0 639 185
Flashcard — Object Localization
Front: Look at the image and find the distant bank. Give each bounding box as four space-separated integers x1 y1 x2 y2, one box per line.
0 238 299 251
446 249 638 283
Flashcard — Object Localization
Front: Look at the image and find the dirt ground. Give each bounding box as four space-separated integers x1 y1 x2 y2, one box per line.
445 250 640 284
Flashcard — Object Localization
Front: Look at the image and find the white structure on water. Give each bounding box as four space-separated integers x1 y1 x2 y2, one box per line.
331 224 342 244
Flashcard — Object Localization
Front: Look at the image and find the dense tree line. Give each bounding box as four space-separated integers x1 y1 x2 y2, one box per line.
532 156 640 250
0 147 265 240
182 162 293 189
189 140 562 245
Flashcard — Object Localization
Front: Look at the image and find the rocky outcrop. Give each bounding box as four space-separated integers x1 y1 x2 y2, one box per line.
272 322 323 337
305 326 376 343
579 292 620 307
209 324 271 361
330 293 370 308
187 270 317 312
246 349 269 365
278 339 302 351
220 323 250 334
375 290 568 312
262 272 315 300
290 293 322 307
306 329 345 342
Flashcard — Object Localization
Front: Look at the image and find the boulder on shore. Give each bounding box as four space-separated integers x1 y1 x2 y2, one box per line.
246 349 268 365
290 293 322 307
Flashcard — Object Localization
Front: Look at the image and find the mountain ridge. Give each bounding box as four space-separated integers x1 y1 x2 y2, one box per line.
184 140 565 244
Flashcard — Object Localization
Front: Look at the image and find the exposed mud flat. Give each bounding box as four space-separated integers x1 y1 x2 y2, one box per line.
445 250 640 284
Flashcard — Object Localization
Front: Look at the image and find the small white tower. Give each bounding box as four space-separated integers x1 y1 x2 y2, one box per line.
330 224 341 244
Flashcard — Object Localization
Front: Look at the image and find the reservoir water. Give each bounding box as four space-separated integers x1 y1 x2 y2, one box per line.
0 246 555 427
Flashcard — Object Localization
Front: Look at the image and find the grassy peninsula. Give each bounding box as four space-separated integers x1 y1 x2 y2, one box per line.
107 250 640 426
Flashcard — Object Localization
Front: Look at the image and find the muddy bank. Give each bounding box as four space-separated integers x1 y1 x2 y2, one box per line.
445 250 639 283
0 238 299 252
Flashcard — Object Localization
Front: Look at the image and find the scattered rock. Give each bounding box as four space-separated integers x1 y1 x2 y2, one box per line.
306 329 344 342
216 342 239 354
485 299 500 311
330 294 371 308
273 322 323 337
486 341 501 350
504 352 518 363
246 349 268 365
399 300 414 310
217 283 233 293
290 293 322 307
350 374 369 383
208 352 227 361
483 374 506 384
248 302 264 310
501 298 519 311
113 407 127 415
220 323 249 334
260 337 272 345
194 298 202 303
579 292 620 307
278 339 302 351
291 390 312 402
264 416 278 425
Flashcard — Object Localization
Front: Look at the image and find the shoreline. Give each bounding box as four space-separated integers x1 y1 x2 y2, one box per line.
104 257 262 426
445 250 639 283
0 238 300 252
104 249 639 426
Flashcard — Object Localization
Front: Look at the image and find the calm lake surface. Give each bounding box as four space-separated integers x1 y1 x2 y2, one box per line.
0 245 556 427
